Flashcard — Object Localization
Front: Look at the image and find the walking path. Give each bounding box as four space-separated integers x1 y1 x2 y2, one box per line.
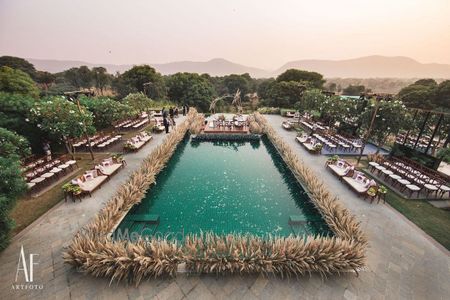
1 114 449 300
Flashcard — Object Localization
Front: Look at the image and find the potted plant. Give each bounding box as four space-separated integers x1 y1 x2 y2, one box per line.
313 143 323 153
378 185 387 195
367 186 377 197
377 185 387 204
123 143 137 151
112 153 124 163
62 182 82 195
327 155 339 164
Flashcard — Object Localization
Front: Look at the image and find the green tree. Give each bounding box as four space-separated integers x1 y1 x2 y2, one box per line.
0 56 36 79
435 80 450 109
64 66 93 89
222 74 251 95
92 67 112 95
276 69 325 89
115 65 166 99
166 72 215 112
123 92 153 113
0 92 44 153
267 81 306 108
256 78 276 103
397 83 437 110
342 85 366 96
77 66 93 88
29 97 95 155
35 71 56 95
79 96 135 128
0 127 30 250
413 78 437 87
0 66 39 97
300 89 327 112
326 82 337 93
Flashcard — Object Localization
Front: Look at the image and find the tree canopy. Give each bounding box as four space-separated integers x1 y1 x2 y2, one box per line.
342 85 368 96
0 66 39 97
0 92 44 152
266 81 307 108
166 72 216 112
397 79 439 110
123 92 154 113
79 96 135 128
0 56 37 79
29 97 95 144
276 69 325 89
114 65 166 99
0 127 30 250
64 66 93 89
360 99 409 150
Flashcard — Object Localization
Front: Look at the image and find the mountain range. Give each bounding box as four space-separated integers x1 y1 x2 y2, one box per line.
26 56 450 79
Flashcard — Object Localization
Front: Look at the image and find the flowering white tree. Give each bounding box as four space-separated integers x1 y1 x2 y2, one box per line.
359 99 409 152
29 96 95 155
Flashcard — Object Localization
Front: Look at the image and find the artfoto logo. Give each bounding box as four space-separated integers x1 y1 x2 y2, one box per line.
11 245 44 290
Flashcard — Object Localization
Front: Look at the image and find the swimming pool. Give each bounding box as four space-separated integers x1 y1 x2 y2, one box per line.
115 135 332 238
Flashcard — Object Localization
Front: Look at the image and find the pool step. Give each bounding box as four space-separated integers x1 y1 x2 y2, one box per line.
289 215 321 224
128 214 160 223
289 215 323 236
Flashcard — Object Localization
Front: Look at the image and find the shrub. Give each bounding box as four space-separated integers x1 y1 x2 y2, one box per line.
280 108 296 116
437 147 450 164
0 128 30 251
257 107 280 114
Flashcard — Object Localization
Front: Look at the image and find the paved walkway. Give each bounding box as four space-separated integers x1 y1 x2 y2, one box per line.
1 114 449 300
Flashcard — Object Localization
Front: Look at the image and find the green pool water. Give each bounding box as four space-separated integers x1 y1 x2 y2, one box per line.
116 135 332 239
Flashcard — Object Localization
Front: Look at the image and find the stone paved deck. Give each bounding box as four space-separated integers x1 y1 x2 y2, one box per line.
1 114 449 300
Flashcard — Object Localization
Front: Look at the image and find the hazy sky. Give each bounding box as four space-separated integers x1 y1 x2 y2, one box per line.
1 0 449 69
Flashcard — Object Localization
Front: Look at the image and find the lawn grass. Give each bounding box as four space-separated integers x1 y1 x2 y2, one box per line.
384 190 450 250
10 152 111 236
9 122 162 237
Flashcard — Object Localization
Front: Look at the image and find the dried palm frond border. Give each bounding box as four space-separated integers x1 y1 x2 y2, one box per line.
64 110 197 284
64 111 366 285
184 113 367 276
189 114 205 135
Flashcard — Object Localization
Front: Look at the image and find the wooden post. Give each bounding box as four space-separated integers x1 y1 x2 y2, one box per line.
402 109 418 145
413 112 430 150
357 99 380 164
75 98 95 160
425 113 443 154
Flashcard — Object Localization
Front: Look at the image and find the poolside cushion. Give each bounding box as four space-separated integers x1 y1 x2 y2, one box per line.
79 175 108 192
328 164 349 177
342 177 369 194
99 163 122 176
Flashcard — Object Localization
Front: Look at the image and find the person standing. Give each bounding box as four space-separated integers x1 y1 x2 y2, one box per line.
43 141 52 161
163 116 169 134
182 105 186 116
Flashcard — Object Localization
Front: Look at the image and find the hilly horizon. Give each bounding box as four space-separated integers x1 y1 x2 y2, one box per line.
24 55 450 79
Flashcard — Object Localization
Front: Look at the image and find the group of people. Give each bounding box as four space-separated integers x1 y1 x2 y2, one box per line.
161 104 189 134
